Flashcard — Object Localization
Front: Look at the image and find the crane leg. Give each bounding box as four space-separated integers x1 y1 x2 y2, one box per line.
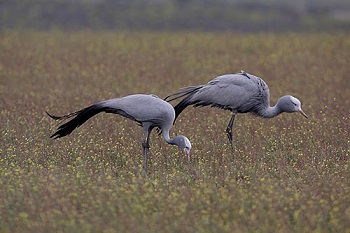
226 113 236 148
142 130 151 172
142 142 149 172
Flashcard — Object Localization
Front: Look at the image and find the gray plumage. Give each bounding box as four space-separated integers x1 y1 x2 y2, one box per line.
47 94 192 171
165 70 308 146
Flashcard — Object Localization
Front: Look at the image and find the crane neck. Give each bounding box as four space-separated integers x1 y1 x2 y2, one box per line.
162 128 177 145
262 105 283 118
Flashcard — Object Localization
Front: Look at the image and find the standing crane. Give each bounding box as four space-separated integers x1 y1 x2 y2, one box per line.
47 94 192 172
165 70 308 146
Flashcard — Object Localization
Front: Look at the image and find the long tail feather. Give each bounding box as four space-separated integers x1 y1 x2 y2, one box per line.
46 111 80 121
165 85 203 123
164 85 202 102
47 103 105 139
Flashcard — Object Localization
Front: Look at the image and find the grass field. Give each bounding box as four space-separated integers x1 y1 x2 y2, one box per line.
1 31 349 232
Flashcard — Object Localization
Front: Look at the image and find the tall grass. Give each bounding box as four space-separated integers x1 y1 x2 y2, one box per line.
0 31 349 232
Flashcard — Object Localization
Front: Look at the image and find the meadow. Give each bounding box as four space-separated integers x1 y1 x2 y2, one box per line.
0 31 349 232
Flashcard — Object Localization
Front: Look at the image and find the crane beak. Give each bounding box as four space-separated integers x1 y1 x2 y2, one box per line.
184 148 191 162
298 109 308 118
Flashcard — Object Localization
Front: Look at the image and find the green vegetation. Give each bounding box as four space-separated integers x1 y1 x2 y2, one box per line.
0 31 349 232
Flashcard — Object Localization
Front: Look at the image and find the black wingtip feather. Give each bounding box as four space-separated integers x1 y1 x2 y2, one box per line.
46 111 62 120
49 122 75 139
173 98 192 121
50 133 60 139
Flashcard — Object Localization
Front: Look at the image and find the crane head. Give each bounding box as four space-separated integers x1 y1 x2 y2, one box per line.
174 135 192 161
290 96 308 118
279 96 308 118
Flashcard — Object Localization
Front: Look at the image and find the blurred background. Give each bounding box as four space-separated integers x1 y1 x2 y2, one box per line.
1 0 350 31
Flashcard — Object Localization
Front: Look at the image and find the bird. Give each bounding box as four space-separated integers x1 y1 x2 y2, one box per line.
165 70 308 147
47 94 192 172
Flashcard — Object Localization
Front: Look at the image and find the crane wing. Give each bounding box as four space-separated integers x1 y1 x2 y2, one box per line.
102 94 174 126
191 74 258 110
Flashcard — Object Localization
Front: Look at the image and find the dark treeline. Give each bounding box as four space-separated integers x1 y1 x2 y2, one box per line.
1 0 350 31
